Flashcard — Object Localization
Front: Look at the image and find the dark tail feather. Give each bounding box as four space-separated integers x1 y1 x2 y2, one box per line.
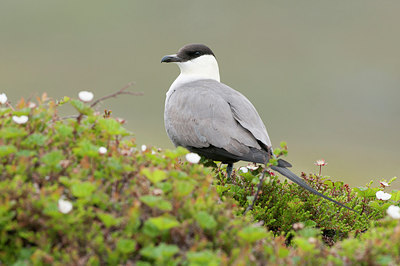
270 166 357 213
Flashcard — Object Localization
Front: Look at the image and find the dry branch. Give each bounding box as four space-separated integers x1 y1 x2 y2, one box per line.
90 82 143 108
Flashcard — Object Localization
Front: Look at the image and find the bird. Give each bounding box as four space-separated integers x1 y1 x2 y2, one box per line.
161 43 355 213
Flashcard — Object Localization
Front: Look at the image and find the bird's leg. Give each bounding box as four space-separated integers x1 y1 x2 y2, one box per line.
226 163 233 180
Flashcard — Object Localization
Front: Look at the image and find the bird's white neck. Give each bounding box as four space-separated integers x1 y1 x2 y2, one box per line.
176 54 220 82
166 55 221 102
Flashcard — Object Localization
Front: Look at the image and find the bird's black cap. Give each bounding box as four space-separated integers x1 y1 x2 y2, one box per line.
161 44 215 63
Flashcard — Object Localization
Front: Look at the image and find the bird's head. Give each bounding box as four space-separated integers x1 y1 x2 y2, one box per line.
161 44 220 82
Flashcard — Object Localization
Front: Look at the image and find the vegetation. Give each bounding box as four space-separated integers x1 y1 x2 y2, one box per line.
0 92 399 265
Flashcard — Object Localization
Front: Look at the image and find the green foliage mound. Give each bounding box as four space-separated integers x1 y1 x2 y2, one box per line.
215 167 381 239
1 94 400 265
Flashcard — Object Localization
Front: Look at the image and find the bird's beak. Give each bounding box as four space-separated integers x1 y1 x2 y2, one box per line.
161 54 181 63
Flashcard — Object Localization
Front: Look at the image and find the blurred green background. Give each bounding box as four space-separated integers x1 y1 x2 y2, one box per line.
1 1 399 188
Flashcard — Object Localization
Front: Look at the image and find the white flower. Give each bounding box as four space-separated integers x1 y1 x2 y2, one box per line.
116 117 125 124
78 91 94 102
308 237 317 244
12 115 28 124
387 205 400 219
185 153 201 164
141 145 147 152
293 222 305 230
58 198 73 214
152 188 163 196
98 146 107 155
376 191 392 201
380 181 389 187
28 102 37 108
314 159 327 166
0 93 7 104
239 167 248 173
247 164 259 171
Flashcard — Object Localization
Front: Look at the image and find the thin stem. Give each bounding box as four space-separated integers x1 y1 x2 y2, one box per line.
57 82 143 122
6 102 15 111
90 82 143 108
244 169 267 214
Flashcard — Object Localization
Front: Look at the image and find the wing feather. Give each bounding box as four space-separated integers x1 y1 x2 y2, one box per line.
164 80 263 158
174 79 272 148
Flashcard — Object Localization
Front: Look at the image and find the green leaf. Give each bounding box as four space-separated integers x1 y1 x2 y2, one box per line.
186 250 220 265
354 187 379 198
195 211 217 230
334 181 344 188
164 146 188 159
273 148 282 156
21 133 47 147
141 169 167 184
139 195 172 211
98 118 130 136
73 139 99 158
71 182 96 198
389 177 398 184
369 201 391 211
43 202 62 217
41 150 64 167
55 123 73 138
293 237 315 253
59 176 72 186
116 239 136 254
98 212 120 228
391 190 400 202
156 182 173 193
324 180 334 189
280 141 287 148
0 145 17 157
147 216 179 231
70 99 93 115
16 248 35 262
304 220 317 228
238 226 268 243
175 181 195 197
12 108 30 116
140 243 179 260
57 96 70 105
136 261 152 266
142 221 161 238
297 227 321 238
376 255 393 265
215 185 229 194
240 172 256 182
16 150 37 157
278 247 290 258
106 157 123 172
0 127 28 139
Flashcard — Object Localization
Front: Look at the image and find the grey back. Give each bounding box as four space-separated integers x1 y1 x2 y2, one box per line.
164 79 272 163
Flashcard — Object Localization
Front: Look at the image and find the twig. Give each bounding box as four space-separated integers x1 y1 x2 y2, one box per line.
57 82 143 121
59 114 80 120
244 169 267 214
6 102 15 111
90 82 143 108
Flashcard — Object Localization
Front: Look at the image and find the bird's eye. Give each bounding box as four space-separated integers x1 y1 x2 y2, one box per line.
194 51 201 56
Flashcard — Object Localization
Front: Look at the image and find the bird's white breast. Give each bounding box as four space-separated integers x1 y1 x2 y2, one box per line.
165 54 221 106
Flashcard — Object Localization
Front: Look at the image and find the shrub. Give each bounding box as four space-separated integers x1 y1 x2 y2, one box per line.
0 92 399 265
214 166 384 242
